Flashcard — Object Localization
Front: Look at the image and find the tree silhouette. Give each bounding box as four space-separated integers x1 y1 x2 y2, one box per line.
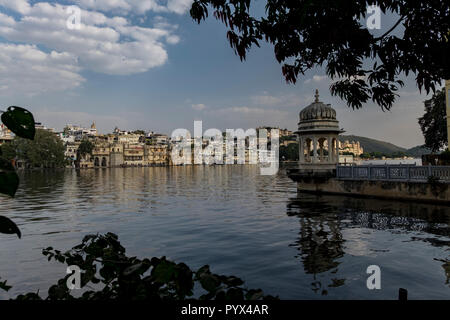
190 0 449 110
418 88 447 152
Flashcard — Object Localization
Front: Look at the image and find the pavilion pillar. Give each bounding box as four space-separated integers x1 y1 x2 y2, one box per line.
319 139 324 162
313 137 318 163
307 139 312 162
299 138 304 163
334 138 339 163
327 136 332 163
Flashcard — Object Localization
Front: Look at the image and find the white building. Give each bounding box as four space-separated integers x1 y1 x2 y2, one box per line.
63 122 97 140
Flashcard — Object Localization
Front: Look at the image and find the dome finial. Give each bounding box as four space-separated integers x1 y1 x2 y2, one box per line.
314 89 319 102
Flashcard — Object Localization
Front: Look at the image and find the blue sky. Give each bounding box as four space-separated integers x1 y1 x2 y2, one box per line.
0 0 439 148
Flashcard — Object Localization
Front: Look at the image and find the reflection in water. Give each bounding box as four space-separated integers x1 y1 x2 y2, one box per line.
287 202 345 295
0 167 449 299
287 194 450 295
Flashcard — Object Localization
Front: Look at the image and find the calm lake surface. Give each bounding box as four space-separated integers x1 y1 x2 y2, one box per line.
0 166 449 299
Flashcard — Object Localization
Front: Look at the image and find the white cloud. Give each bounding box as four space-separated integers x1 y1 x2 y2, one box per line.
0 0 31 14
0 2 179 76
0 12 15 25
73 0 132 12
0 1 186 95
251 93 305 108
72 0 193 15
167 0 193 15
304 75 328 84
251 94 282 106
212 106 289 118
192 103 207 111
0 43 84 96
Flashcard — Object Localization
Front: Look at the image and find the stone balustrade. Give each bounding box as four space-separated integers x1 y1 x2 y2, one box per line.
336 163 450 183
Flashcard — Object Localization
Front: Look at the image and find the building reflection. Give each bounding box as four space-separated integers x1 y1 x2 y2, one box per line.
286 199 345 295
286 194 450 294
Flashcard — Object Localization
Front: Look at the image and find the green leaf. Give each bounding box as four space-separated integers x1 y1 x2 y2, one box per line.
199 273 220 292
0 278 12 292
196 265 211 277
225 287 244 300
0 157 14 171
245 289 264 300
123 261 150 276
0 215 21 238
152 260 175 283
222 276 244 287
0 169 19 197
1 106 35 140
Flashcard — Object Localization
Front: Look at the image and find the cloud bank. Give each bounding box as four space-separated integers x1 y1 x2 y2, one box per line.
0 0 190 95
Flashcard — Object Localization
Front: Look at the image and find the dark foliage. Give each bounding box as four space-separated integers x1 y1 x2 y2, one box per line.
1 129 66 168
280 143 298 161
418 88 447 152
75 139 94 167
0 105 35 238
12 233 276 301
190 0 449 110
77 139 94 157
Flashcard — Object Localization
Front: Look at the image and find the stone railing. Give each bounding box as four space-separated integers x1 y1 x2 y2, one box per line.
336 163 450 183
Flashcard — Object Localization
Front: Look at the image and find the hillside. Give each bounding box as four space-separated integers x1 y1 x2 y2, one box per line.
405 145 432 157
338 135 407 154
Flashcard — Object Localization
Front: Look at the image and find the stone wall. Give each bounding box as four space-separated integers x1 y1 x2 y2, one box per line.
110 152 124 167
291 173 450 204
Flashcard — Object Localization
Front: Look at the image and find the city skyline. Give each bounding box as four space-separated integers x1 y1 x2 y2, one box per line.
0 1 440 149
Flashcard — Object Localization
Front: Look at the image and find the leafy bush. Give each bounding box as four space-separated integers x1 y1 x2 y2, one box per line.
11 233 276 301
440 150 450 161
2 129 65 168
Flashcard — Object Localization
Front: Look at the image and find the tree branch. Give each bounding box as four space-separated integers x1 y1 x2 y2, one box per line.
374 15 405 41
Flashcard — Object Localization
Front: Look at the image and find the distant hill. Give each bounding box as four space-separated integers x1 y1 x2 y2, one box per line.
338 135 407 154
405 145 432 157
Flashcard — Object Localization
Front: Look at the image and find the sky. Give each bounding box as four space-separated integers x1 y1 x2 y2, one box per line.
0 0 441 149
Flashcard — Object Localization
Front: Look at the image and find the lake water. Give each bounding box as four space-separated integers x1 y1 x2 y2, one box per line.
0 166 449 299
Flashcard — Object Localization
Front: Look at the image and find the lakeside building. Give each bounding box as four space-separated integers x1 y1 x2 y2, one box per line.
338 140 364 156
72 139 169 169
35 122 55 132
0 124 13 145
63 123 97 140
61 121 364 168
65 141 80 162
256 126 293 139
60 124 170 167
147 133 169 145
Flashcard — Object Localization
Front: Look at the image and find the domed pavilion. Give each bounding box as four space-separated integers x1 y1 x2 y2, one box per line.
296 90 344 171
